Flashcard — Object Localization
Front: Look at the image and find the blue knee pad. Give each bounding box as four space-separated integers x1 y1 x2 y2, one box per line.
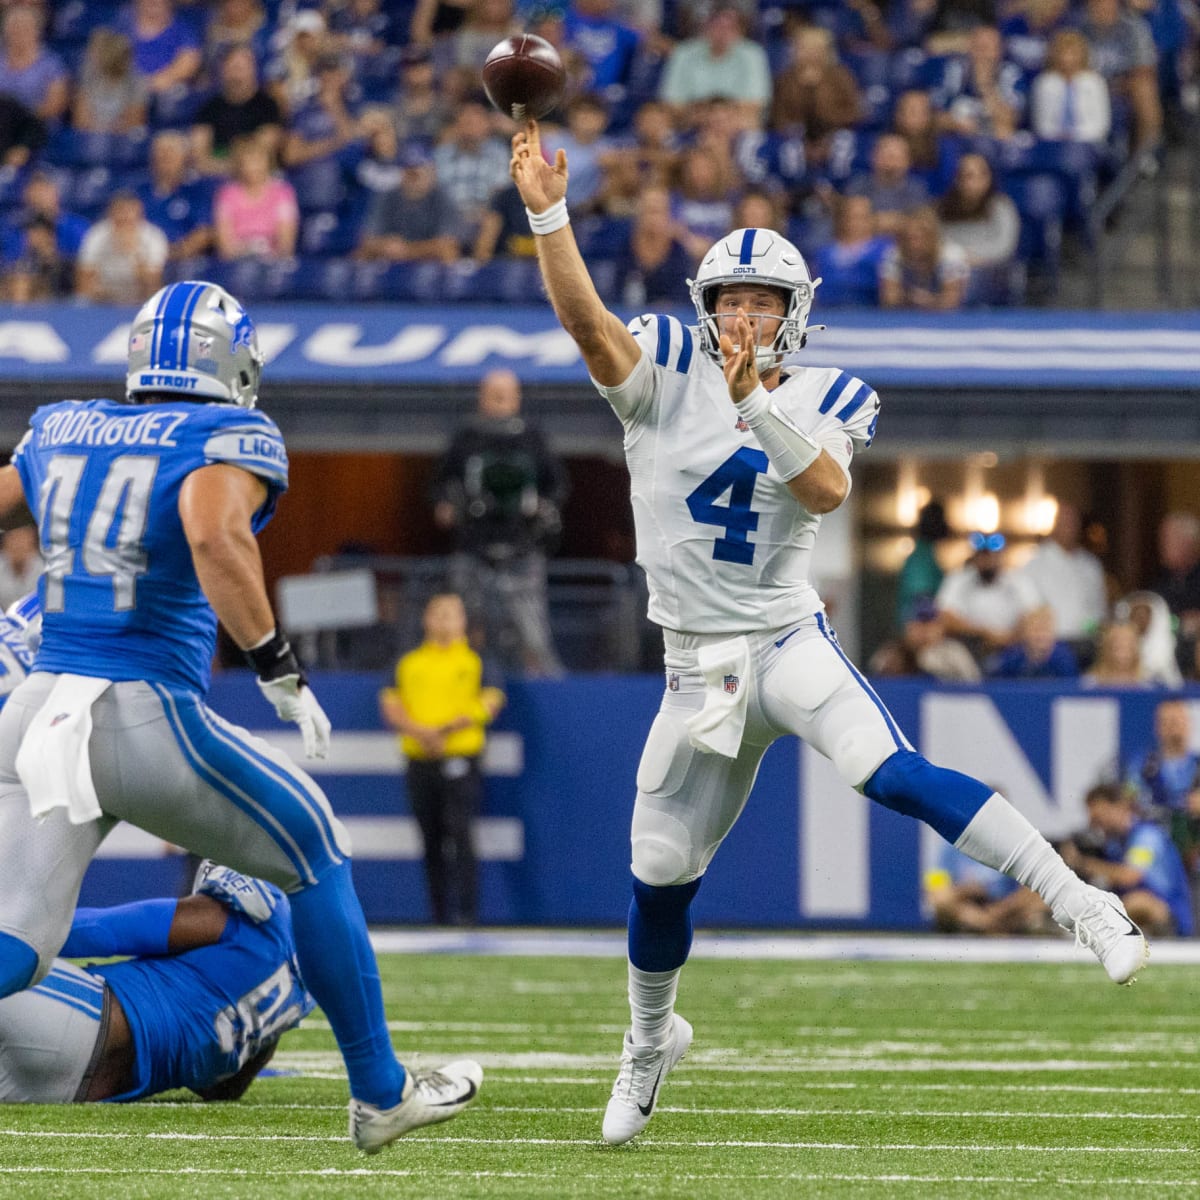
628 875 702 973
0 931 37 998
863 749 992 842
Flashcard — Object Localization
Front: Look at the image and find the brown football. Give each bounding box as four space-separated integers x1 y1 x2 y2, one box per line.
481 34 566 121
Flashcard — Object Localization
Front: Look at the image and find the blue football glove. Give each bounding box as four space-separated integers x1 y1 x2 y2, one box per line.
193 860 278 924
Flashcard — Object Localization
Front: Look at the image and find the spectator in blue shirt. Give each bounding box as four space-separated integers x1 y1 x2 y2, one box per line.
120 0 203 99
986 605 1081 678
1127 697 1200 820
1061 782 1193 936
564 0 642 92
924 840 1050 932
846 132 930 236
0 6 69 128
812 193 892 306
0 171 88 269
136 130 214 261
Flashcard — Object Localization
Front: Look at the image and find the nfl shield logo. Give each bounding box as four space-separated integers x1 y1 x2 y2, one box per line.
734 417 749 432
667 672 680 692
723 674 739 695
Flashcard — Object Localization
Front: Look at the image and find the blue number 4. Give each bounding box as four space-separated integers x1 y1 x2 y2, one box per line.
685 447 769 565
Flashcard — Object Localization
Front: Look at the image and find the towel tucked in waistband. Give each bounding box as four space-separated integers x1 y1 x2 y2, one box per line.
16 673 112 825
684 636 751 758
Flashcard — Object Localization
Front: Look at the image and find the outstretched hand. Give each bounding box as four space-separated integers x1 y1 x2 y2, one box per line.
718 309 760 404
510 119 568 214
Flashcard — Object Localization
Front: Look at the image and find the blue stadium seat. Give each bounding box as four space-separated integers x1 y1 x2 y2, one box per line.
964 261 1028 306
1001 170 1066 298
574 216 632 259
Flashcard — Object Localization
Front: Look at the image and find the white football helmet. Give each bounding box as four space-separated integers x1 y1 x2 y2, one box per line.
688 228 821 373
126 280 264 407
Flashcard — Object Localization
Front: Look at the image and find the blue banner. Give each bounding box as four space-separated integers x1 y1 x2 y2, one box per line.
77 672 1192 930
2 303 1198 390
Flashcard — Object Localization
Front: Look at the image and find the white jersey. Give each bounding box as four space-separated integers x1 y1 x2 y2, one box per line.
594 313 880 633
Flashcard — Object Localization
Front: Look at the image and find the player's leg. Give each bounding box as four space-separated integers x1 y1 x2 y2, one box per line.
0 960 109 1102
605 680 770 1145
89 682 480 1144
0 679 114 995
762 616 1148 983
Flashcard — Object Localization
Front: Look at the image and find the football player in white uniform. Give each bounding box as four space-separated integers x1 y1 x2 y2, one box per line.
509 120 1149 1147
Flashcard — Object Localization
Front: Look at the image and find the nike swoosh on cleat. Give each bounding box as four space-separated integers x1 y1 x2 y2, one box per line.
637 1065 664 1117
432 1079 477 1107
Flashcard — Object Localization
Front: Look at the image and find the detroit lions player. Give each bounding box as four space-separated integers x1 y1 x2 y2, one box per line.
0 282 480 1150
509 120 1149 1147
0 863 313 1103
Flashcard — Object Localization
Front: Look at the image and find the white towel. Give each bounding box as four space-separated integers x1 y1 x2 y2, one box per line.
17 674 112 825
684 636 752 758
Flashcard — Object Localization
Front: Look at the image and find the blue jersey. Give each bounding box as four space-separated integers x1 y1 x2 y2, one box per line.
92 887 314 1101
11 398 288 694
1125 821 1194 937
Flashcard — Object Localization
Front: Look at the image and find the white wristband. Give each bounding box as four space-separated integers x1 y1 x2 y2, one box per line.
735 386 821 481
526 198 570 235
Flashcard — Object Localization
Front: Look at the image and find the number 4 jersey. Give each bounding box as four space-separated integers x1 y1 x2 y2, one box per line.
594 314 880 634
12 398 288 695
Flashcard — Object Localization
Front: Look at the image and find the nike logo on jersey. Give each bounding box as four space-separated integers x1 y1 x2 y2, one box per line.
638 1065 665 1116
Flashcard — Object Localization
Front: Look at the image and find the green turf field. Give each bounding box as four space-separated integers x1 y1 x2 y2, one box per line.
4 951 1199 1199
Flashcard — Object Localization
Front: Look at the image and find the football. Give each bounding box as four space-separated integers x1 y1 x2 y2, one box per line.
481 34 566 121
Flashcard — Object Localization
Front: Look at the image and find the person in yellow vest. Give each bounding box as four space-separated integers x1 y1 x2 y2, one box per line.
380 593 505 925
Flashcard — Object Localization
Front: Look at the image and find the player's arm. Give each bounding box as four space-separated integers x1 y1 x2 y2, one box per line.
180 463 331 758
720 311 848 515
61 895 229 959
179 463 275 647
510 120 641 388
0 465 32 528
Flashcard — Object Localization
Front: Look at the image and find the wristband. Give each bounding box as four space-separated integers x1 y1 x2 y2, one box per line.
244 628 306 684
735 385 822 481
526 197 570 235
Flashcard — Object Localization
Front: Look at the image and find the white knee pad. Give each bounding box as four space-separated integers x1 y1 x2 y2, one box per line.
631 805 697 887
829 719 903 790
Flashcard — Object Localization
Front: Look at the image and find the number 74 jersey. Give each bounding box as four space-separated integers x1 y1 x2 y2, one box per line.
602 314 879 634
12 397 289 695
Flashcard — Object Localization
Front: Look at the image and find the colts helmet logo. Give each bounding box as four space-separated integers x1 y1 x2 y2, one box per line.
723 674 739 695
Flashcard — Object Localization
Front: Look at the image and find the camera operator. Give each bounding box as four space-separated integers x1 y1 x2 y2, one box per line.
432 368 569 677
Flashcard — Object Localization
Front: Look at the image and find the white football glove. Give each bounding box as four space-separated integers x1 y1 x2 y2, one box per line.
257 673 332 759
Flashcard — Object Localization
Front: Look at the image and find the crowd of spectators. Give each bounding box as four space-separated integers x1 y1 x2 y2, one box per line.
0 0 1192 308
874 502 1200 688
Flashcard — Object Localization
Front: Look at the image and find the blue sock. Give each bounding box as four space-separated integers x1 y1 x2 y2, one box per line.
864 749 992 842
0 931 37 998
628 876 702 972
288 863 405 1108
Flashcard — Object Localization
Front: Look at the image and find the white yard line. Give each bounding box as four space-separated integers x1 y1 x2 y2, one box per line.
0 1167 1197 1186
369 929 1200 965
0 1130 1193 1154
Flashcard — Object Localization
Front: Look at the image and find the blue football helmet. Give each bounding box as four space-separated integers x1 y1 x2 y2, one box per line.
126 280 264 408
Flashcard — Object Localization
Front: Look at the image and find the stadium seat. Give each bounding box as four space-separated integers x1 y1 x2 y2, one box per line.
290 161 347 214
68 166 115 217
1002 170 1066 299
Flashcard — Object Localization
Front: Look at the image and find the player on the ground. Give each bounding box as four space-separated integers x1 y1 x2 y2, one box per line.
0 862 314 1103
0 282 479 1149
509 119 1149 1147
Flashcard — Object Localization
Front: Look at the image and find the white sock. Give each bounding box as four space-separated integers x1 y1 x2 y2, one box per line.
954 793 1087 918
628 963 680 1047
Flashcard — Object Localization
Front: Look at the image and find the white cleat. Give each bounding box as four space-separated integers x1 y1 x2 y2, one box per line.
602 1014 693 1146
1055 885 1149 985
349 1059 483 1153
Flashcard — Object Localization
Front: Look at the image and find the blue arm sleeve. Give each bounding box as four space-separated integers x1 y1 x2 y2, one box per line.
61 898 179 959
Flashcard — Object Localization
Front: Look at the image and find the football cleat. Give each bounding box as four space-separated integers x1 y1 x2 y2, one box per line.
1054 885 1149 985
602 1014 693 1146
349 1060 483 1154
